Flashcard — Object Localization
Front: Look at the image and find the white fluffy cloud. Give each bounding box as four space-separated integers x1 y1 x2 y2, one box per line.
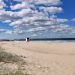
0 0 75 38
3 20 11 23
42 7 63 14
33 0 61 5
0 0 5 9
13 0 61 5
10 2 29 10
26 27 46 32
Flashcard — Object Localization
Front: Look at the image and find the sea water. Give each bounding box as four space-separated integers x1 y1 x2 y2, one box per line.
31 39 75 43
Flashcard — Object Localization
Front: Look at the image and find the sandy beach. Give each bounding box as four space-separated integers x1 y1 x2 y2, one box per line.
0 41 75 75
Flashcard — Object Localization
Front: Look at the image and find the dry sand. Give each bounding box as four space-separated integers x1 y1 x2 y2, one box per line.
0 41 75 75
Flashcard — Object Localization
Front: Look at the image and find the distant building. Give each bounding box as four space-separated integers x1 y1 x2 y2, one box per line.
25 38 30 42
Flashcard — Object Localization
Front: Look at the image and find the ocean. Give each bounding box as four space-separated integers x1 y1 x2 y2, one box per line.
31 38 75 42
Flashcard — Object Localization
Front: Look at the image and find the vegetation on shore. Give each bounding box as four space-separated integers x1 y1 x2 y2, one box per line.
0 47 29 75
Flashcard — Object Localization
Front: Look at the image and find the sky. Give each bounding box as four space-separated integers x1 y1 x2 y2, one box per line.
0 0 75 39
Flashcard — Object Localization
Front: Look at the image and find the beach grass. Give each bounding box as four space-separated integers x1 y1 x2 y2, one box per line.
0 47 25 64
0 47 28 75
1 70 29 75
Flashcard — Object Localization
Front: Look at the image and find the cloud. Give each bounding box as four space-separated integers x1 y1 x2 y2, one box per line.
55 18 69 23
34 0 61 5
41 7 63 14
10 2 29 10
0 29 13 34
71 18 75 21
31 34 38 37
51 24 69 32
0 29 6 32
3 20 11 23
13 0 61 5
0 0 5 9
5 30 13 34
26 27 46 32
0 0 75 38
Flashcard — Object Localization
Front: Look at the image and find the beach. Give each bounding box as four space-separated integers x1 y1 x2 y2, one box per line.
0 41 75 75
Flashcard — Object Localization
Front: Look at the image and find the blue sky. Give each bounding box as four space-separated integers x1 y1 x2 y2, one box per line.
62 0 75 18
0 0 75 39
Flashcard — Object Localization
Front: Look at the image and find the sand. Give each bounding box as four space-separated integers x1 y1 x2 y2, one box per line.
0 41 75 75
